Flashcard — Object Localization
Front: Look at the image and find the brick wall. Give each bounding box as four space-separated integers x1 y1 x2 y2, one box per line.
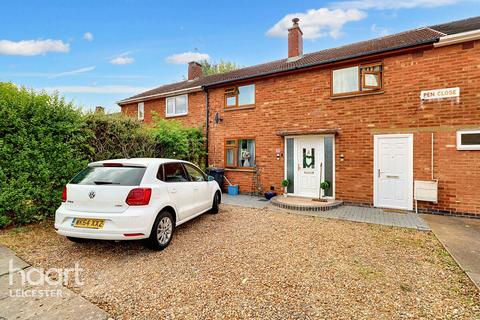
120 91 205 128
207 41 480 216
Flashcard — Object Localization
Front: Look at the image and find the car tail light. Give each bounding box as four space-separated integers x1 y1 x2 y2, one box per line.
103 163 123 167
126 188 152 206
61 186 67 202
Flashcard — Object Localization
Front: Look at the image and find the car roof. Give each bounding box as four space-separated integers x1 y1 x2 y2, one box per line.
89 158 190 167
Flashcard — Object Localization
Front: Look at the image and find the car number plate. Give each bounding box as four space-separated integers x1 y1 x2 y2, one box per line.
73 218 105 229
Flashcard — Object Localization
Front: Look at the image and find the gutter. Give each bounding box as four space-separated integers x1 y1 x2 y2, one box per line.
204 87 209 167
434 29 480 47
117 85 202 106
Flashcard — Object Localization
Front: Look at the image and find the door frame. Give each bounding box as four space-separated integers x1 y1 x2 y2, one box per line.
373 134 414 210
284 134 336 199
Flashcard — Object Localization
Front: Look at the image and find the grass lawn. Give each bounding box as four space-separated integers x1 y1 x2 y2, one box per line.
1 205 479 319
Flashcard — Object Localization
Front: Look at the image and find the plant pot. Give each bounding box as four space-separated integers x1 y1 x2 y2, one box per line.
264 191 277 200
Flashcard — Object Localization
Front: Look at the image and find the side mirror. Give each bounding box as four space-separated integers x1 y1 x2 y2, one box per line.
207 175 215 182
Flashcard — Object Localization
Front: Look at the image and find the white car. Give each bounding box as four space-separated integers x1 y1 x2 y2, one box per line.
55 158 222 250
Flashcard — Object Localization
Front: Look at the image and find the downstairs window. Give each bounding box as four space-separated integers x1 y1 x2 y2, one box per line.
225 139 255 168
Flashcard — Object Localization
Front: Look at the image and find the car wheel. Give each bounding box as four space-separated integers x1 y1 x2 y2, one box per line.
66 236 90 243
146 211 175 250
210 191 220 214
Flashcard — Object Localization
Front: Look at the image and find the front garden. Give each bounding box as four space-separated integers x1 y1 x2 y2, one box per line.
0 83 205 227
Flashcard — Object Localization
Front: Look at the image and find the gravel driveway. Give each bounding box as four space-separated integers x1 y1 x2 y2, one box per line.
1 205 479 319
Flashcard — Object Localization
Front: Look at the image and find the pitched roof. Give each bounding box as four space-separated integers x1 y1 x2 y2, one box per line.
119 16 480 105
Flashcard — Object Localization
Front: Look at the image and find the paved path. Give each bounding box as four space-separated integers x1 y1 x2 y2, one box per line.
0 246 109 320
222 194 270 209
422 214 480 290
223 194 430 231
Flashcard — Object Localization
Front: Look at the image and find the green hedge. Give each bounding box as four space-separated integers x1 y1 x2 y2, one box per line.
0 83 205 227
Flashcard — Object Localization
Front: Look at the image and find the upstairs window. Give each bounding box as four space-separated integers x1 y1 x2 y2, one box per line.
225 138 255 168
332 63 382 96
166 94 188 117
137 102 144 121
457 130 480 150
225 84 255 108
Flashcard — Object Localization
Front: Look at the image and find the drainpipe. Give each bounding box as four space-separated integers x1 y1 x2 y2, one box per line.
204 87 209 167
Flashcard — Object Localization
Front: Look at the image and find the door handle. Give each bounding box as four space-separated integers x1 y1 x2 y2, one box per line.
169 187 177 193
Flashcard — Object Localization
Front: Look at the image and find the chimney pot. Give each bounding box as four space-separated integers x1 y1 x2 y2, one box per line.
288 17 303 58
188 61 203 80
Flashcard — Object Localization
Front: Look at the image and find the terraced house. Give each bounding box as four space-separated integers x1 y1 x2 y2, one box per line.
118 16 480 217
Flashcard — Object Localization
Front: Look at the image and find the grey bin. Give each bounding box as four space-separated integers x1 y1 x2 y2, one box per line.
206 167 225 192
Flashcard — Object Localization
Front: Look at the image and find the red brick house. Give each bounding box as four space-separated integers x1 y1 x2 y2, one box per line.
118 16 480 217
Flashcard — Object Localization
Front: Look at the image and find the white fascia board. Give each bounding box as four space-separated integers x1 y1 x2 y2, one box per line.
117 86 202 105
434 29 480 47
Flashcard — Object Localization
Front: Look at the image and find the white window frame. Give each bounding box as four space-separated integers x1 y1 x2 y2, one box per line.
165 94 188 117
457 129 480 150
137 102 144 121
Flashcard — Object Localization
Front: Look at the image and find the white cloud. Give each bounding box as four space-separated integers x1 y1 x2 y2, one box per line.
267 8 367 40
331 0 459 10
0 39 69 56
166 51 210 64
83 32 93 41
41 85 151 94
371 24 390 36
110 55 135 65
48 66 95 78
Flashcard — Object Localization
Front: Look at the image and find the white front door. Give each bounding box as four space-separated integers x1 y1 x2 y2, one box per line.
296 137 324 198
374 134 413 210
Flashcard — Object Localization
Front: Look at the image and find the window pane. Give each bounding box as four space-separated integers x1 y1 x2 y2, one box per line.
226 139 236 146
238 84 255 106
333 66 359 94
163 163 189 182
71 166 146 186
175 95 187 114
226 148 235 166
302 148 315 169
226 96 236 107
364 73 379 87
238 139 255 167
324 137 334 197
138 102 144 120
166 98 174 115
184 164 206 182
286 138 294 193
461 133 480 145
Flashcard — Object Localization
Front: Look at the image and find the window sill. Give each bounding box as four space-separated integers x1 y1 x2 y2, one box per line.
166 113 188 118
225 168 256 173
224 105 256 112
330 91 384 100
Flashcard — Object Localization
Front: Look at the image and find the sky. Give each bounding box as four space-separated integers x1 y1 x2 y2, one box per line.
1 0 479 112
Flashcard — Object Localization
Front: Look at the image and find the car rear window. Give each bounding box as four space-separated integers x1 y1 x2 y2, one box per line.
70 166 146 186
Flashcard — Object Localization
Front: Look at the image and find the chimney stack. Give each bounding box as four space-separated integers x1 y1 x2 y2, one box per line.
188 61 203 80
288 18 303 58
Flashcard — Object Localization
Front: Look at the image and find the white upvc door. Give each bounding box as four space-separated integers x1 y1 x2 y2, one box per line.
374 134 413 210
296 137 324 198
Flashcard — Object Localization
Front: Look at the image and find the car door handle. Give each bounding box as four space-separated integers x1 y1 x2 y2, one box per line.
168 187 177 193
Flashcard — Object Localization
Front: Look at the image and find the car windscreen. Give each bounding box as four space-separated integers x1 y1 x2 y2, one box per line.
70 166 146 186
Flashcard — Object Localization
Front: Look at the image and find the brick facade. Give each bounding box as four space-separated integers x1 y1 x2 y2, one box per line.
121 91 206 128
121 40 480 217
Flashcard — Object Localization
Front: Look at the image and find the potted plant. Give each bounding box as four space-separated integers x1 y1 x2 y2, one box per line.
320 181 330 195
264 186 277 200
281 179 290 197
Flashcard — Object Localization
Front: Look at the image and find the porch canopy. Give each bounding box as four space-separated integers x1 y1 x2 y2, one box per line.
276 128 339 136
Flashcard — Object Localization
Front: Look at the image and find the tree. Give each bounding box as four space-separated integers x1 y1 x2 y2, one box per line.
200 60 240 76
